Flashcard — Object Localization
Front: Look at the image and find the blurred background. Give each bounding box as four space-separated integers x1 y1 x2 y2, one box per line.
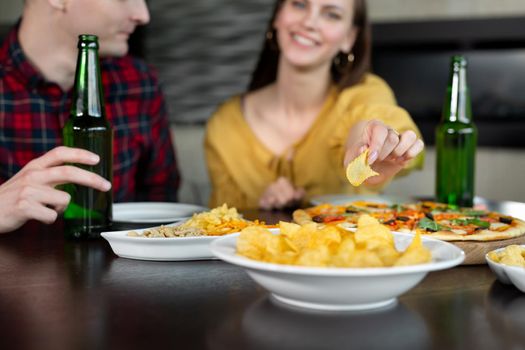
2 0 525 205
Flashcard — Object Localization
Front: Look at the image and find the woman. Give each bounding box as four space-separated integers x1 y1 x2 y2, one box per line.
205 0 424 210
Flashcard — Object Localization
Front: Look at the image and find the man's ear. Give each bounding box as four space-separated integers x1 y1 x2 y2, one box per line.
48 0 68 11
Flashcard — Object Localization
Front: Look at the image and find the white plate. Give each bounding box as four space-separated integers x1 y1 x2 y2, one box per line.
101 223 226 261
486 245 525 292
211 231 465 311
309 194 413 206
112 202 207 224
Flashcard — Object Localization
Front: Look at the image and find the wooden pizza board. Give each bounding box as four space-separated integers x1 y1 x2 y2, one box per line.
452 234 525 265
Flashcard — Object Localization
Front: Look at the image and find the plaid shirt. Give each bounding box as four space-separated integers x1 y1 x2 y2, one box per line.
0 27 180 202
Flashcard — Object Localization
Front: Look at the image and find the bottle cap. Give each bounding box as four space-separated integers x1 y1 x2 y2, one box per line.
451 55 467 69
78 34 99 49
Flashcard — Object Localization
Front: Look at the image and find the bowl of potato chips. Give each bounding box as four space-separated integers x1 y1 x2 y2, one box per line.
211 215 464 311
486 245 525 292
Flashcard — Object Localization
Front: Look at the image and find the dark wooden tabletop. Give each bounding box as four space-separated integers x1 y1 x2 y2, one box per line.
1 209 525 350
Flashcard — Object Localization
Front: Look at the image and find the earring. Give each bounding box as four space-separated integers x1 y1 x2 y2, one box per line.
266 29 278 51
334 51 354 72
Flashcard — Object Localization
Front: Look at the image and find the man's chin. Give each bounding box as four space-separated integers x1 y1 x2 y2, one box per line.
98 43 129 58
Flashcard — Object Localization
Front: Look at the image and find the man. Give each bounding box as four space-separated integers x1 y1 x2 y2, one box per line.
0 0 180 233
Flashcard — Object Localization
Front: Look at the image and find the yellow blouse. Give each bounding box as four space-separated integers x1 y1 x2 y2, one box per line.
205 74 424 209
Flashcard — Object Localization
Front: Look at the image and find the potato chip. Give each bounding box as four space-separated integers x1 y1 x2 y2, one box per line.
354 215 393 247
237 226 271 261
180 203 256 236
487 251 500 263
236 214 432 268
280 221 309 251
308 225 342 251
357 214 381 227
345 149 379 186
498 245 525 267
332 236 357 267
297 246 331 267
373 244 401 266
394 233 432 266
346 249 384 268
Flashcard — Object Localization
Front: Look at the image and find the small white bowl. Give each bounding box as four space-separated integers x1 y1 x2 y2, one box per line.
486 245 525 292
101 223 225 261
506 266 525 292
211 231 465 311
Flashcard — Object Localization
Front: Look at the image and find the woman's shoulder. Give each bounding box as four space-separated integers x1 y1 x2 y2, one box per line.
206 93 259 146
210 85 273 125
361 73 390 86
337 73 397 106
210 95 242 117
344 73 393 93
207 95 243 130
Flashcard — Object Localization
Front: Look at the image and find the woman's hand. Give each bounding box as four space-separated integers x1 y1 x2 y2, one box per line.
343 120 424 186
0 146 112 233
259 176 305 210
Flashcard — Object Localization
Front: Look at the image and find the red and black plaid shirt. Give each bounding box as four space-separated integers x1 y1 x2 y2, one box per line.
0 26 180 202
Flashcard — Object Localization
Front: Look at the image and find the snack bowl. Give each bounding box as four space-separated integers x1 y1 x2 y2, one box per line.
102 222 226 261
506 267 525 292
211 231 465 311
486 245 525 292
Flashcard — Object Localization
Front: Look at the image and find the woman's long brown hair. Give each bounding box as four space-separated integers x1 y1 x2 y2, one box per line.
248 0 371 92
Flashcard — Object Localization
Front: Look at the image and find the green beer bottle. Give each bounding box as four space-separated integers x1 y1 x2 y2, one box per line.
63 35 113 239
435 55 477 207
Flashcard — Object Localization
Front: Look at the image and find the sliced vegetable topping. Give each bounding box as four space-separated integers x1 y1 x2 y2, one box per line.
460 209 488 217
450 218 490 229
499 216 513 225
312 215 324 223
417 217 449 232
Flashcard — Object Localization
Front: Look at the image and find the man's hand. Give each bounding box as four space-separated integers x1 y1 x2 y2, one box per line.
0 146 112 233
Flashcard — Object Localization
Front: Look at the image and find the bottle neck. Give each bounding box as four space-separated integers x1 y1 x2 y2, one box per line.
443 65 472 124
71 47 105 118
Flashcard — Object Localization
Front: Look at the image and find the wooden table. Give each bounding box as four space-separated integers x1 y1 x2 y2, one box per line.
1 209 524 350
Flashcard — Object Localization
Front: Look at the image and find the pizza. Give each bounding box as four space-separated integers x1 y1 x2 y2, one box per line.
293 201 423 231
293 201 525 241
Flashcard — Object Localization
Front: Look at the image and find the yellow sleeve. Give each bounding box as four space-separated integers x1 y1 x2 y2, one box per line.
330 75 425 186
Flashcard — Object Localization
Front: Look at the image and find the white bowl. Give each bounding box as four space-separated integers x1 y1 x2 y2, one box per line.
101 223 224 261
486 245 525 292
210 231 465 311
